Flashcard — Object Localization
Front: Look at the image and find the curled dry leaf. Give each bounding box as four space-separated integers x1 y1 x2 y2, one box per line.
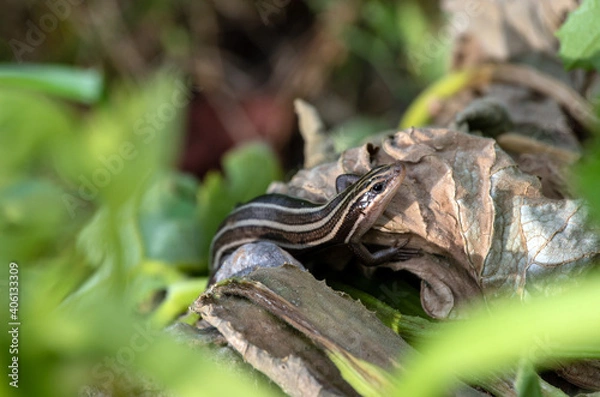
275 128 599 319
293 99 337 169
556 359 600 390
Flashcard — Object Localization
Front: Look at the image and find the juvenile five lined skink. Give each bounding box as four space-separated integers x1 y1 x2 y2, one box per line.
208 162 414 284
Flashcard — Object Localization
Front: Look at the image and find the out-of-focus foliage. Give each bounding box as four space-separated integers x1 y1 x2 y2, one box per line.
575 102 600 222
2 1 600 396
399 69 476 128
0 64 103 103
341 0 446 86
390 274 600 396
0 67 279 397
515 362 543 397
557 0 600 71
576 122 600 221
557 0 600 222
331 116 389 152
138 174 200 269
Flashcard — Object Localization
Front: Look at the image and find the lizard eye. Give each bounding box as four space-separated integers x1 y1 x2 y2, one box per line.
371 182 384 193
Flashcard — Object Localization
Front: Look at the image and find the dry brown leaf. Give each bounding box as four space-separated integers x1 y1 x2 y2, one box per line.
276 128 599 319
556 359 600 390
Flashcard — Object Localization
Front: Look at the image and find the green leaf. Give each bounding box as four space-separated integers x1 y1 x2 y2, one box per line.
556 0 600 71
0 89 76 187
63 70 186 210
224 142 282 201
137 173 201 270
399 69 479 128
397 2 447 81
0 178 73 265
391 274 600 396
0 67 278 397
515 361 543 397
10 263 269 397
0 64 103 103
72 176 201 304
197 143 282 269
575 104 600 223
332 283 432 344
328 351 394 397
70 201 144 303
76 201 144 272
331 116 388 152
150 277 207 327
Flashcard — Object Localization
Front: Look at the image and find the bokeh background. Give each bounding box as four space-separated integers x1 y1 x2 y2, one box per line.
2 0 445 176
2 1 599 396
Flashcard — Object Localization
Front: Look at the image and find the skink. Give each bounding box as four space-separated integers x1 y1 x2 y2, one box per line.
208 162 414 284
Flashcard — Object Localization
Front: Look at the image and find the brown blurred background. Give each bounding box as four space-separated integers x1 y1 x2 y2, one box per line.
1 0 443 178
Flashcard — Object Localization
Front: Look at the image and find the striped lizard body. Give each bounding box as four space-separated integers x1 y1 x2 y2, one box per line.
208 162 412 283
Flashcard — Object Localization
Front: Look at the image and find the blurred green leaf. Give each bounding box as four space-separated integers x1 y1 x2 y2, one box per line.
575 98 600 224
329 351 393 397
138 172 201 270
72 175 199 301
0 178 72 265
60 71 191 307
197 142 282 269
391 275 600 396
331 116 389 152
150 277 207 327
63 71 185 209
0 88 76 186
515 361 543 397
76 200 143 271
575 137 600 223
397 2 447 81
363 1 401 49
5 264 272 397
556 0 600 71
73 172 205 323
128 259 200 325
333 283 432 344
400 69 476 128
0 64 103 103
0 67 279 397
